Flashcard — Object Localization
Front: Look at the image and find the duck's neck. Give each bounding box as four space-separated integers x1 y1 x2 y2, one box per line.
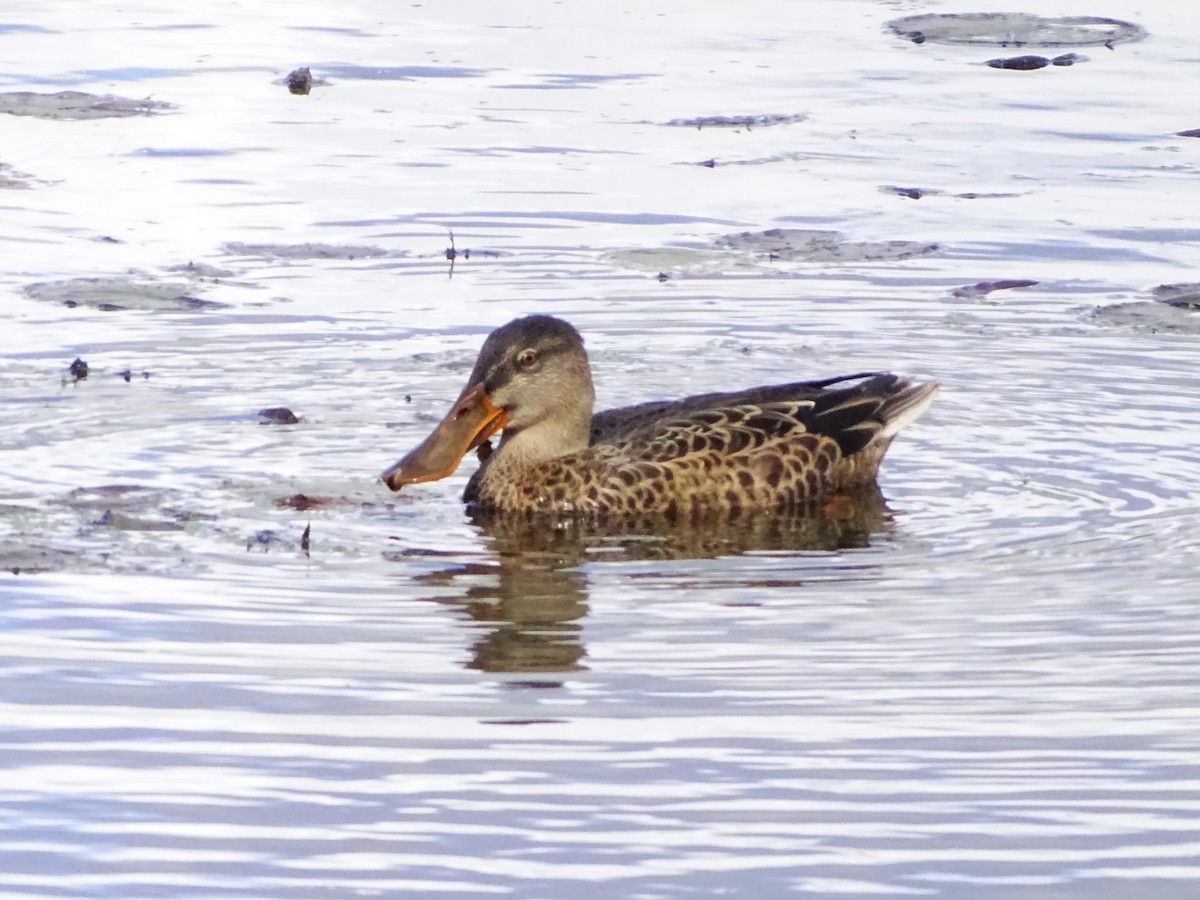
497 406 592 463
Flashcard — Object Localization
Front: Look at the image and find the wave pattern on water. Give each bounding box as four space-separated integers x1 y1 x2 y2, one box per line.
2 0 1200 897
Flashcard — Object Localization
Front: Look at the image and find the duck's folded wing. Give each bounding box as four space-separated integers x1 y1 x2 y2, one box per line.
594 373 927 460
588 372 884 444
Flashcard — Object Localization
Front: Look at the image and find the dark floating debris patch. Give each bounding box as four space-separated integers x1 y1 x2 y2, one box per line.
988 55 1048 70
1177 128 1200 138
952 279 1039 298
65 358 88 384
882 185 940 199
662 113 807 130
986 53 1086 70
880 188 1025 200
887 13 1145 48
258 407 300 425
286 66 313 95
0 90 175 120
24 275 229 311
117 369 152 383
221 241 389 260
247 530 283 552
1152 283 1200 310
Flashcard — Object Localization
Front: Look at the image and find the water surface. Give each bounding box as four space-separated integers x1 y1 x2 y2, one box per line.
2 1 1199 897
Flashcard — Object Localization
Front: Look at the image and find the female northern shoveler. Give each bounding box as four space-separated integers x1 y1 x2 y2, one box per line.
382 315 937 517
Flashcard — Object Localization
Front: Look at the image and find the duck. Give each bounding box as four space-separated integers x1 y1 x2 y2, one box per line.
381 315 937 518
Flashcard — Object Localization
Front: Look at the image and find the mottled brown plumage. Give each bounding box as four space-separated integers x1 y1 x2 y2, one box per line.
382 315 938 518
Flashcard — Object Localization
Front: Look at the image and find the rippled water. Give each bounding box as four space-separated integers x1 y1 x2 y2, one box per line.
3 1 1200 897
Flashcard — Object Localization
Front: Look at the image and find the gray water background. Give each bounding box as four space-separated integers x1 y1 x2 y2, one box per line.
1 1 1199 897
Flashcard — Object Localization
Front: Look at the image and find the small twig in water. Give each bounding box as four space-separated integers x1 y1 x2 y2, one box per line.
445 230 470 279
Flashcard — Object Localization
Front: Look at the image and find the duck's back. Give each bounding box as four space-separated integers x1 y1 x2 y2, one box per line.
468 373 937 517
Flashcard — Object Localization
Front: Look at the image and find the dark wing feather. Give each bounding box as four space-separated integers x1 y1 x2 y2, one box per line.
589 372 885 444
593 374 906 463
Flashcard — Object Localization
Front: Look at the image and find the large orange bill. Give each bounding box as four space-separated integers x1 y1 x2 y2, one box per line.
381 383 508 491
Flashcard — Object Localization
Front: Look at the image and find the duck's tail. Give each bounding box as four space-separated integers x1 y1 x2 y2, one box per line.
879 377 939 440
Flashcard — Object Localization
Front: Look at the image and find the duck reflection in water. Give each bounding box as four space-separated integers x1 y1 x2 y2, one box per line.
383 315 934 675
398 486 895 677
393 489 902 681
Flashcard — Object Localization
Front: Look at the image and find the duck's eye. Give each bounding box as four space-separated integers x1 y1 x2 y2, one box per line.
516 348 539 370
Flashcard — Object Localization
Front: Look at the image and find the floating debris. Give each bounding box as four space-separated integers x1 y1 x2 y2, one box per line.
24 275 229 312
246 530 281 552
713 228 939 263
987 55 1049 70
886 13 1145 48
883 185 938 199
609 230 936 277
952 279 1039 298
1152 283 1200 310
93 508 184 532
1177 128 1200 138
445 230 468 278
300 523 311 556
986 53 1086 69
607 229 939 275
1092 302 1200 334
953 191 1023 199
883 183 1022 198
273 494 344 510
286 67 313 95
661 113 806 130
221 241 389 260
258 407 300 425
0 90 174 120
116 370 152 383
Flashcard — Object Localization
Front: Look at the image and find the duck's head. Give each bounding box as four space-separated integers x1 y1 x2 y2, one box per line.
382 315 594 491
